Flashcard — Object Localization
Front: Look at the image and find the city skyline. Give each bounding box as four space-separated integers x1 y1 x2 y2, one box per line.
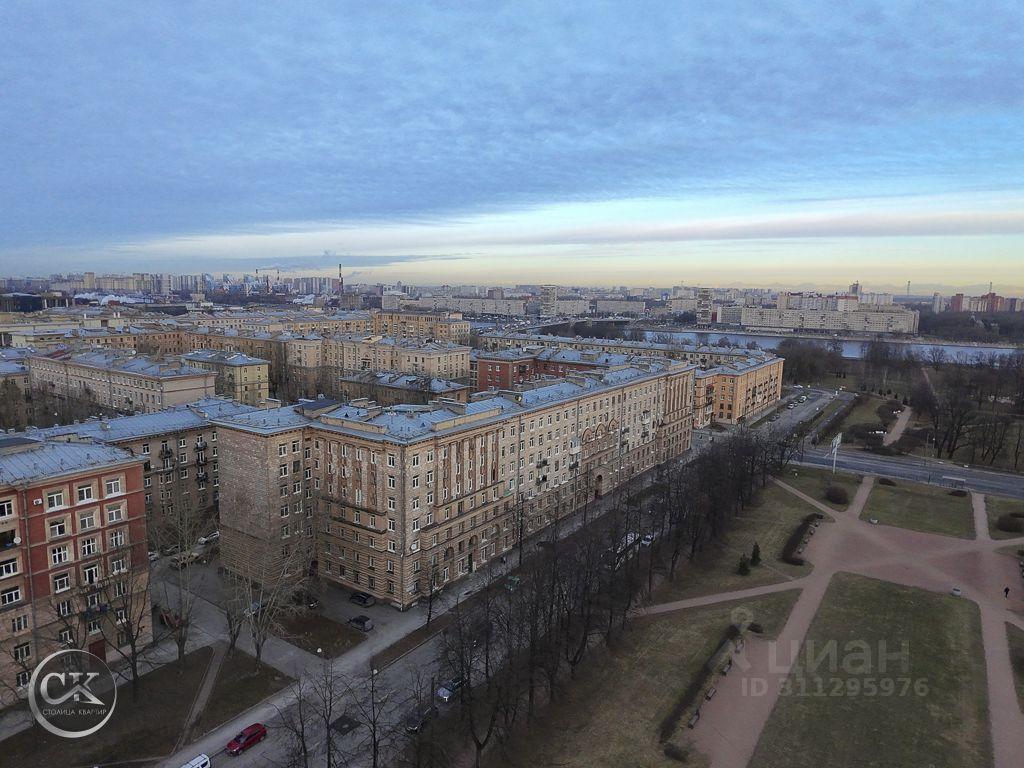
3 3 1024 289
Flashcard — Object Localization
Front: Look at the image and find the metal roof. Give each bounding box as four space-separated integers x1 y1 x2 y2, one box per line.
0 438 137 486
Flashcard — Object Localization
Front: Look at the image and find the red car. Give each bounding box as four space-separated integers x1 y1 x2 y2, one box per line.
226 723 267 755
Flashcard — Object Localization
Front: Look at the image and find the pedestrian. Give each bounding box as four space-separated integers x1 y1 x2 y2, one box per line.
1005 586 1010 599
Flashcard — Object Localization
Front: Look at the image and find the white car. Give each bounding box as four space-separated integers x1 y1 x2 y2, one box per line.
198 530 220 545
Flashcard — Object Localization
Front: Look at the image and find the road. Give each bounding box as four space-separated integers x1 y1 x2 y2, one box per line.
800 448 1024 499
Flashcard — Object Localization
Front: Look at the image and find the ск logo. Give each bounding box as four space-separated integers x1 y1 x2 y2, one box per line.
28 649 116 738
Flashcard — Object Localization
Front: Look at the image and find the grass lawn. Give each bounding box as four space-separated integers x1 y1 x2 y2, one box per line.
1008 624 1024 714
987 496 1024 540
751 573 992 768
653 483 824 601
278 610 366 657
841 394 886 430
860 480 975 539
0 646 213 767
780 466 862 511
486 590 801 768
193 649 292 735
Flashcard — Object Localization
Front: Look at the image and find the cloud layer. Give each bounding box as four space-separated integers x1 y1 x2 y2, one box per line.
1 1 1023 282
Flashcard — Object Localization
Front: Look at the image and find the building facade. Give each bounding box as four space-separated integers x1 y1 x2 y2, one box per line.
0 437 151 703
180 350 271 405
215 361 696 608
28 351 217 413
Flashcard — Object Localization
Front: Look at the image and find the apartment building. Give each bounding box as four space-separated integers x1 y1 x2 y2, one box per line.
480 331 777 367
0 436 150 703
186 310 371 335
28 398 257 534
474 347 668 391
694 357 785 427
27 350 217 414
215 360 696 608
738 306 919 334
338 372 471 406
403 296 530 318
370 311 471 344
321 335 473 384
180 350 271 405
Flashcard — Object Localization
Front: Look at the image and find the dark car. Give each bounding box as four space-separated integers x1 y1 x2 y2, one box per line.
436 676 465 703
292 590 321 610
404 702 439 733
226 722 267 755
349 591 376 607
348 615 374 632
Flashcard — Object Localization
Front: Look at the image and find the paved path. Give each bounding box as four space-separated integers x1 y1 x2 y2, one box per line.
177 640 229 750
883 406 913 446
642 474 1024 768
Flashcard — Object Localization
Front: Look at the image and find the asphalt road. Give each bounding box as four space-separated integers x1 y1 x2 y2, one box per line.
800 448 1024 499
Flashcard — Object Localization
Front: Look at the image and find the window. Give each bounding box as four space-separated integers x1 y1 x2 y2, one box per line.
0 558 17 578
1 586 22 606
0 499 12 518
13 643 30 662
76 484 94 502
109 530 125 549
87 619 101 635
46 490 65 510
106 504 125 524
49 519 67 538
111 557 126 575
278 444 288 457
104 477 122 496
51 545 70 565
292 440 300 453
387 454 396 467
83 565 99 585
178 438 187 448
53 573 70 593
11 615 27 633
57 600 72 617
58 628 73 645
114 580 127 597
387 540 397 553
81 538 97 557
387 519 396 531
141 443 150 455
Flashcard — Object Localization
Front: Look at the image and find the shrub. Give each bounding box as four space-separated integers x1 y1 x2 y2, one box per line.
663 743 690 762
869 445 897 456
996 515 1024 534
748 622 764 634
782 514 816 566
878 477 897 486
948 489 967 497
824 485 849 505
737 554 751 576
750 542 762 566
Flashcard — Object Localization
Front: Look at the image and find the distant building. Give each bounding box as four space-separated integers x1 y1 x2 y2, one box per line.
181 349 271 405
338 371 471 406
28 350 217 413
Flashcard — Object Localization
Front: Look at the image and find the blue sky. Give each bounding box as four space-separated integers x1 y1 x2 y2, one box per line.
2 2 1023 291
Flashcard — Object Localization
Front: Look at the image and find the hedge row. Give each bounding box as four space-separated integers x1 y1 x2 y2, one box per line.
782 513 820 566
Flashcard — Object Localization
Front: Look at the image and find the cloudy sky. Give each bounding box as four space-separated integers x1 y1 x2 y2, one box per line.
2 2 1023 292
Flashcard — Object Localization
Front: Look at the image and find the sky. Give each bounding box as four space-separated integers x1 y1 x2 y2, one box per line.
2 2 1023 293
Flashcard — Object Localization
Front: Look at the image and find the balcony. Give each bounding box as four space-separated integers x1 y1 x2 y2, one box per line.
196 456 208 466
196 472 209 482
195 441 208 451
159 447 173 459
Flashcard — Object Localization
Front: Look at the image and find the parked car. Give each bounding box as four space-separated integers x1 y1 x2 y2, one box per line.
404 702 439 733
226 722 267 755
292 590 321 610
243 601 264 619
169 551 200 570
178 755 211 768
198 530 220 545
436 676 465 703
349 591 376 607
160 544 180 557
640 533 655 547
147 550 160 562
348 615 374 632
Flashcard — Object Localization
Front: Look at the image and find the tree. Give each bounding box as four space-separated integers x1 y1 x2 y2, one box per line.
737 554 751 575
750 541 761 566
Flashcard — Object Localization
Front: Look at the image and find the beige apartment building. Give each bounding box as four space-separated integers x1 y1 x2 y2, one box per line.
321 334 472 383
694 356 785 427
738 306 919 334
180 350 271 405
215 360 696 608
370 311 471 344
28 351 217 414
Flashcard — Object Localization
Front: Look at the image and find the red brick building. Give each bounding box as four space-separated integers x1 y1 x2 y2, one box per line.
0 436 150 702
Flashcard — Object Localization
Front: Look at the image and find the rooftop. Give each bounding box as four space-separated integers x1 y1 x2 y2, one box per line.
28 397 260 443
35 349 213 378
215 360 694 444
0 437 137 486
181 349 270 366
